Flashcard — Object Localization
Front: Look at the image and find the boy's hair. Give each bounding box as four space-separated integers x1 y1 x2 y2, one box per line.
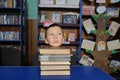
45 23 63 38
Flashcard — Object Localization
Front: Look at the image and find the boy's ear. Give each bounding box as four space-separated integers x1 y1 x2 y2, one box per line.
45 39 48 44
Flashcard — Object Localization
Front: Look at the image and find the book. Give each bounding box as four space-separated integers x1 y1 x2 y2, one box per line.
40 0 54 5
81 39 95 51
62 14 78 24
40 61 70 65
39 57 71 61
68 33 76 42
56 0 66 5
39 48 71 54
52 11 61 23
107 39 120 51
40 11 51 22
110 0 120 3
41 70 70 75
40 65 70 70
108 21 120 36
39 32 45 41
66 0 80 6
96 0 106 3
83 18 96 34
39 54 72 58
43 20 53 27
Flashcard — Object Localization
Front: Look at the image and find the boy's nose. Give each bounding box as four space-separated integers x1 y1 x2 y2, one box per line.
53 35 58 39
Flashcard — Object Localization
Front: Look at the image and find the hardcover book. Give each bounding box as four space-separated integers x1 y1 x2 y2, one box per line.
40 61 70 65
96 0 106 3
52 11 61 23
40 0 54 5
41 70 70 75
68 33 76 42
62 14 77 24
40 65 70 70
39 48 71 54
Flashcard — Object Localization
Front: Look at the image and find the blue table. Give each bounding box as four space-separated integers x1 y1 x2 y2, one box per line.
0 66 115 80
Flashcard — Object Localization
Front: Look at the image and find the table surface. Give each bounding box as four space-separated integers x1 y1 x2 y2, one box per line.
0 66 115 80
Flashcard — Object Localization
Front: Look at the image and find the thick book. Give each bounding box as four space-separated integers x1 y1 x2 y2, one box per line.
40 61 70 65
39 54 72 59
39 57 71 61
39 48 71 54
40 65 70 70
41 70 70 75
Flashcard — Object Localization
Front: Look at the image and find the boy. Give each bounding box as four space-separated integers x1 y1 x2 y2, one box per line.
33 23 64 66
44 23 64 47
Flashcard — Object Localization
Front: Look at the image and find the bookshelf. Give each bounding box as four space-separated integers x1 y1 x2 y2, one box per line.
81 0 120 73
38 0 81 65
0 0 26 65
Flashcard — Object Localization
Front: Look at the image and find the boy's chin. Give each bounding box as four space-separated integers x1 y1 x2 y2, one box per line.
50 44 62 47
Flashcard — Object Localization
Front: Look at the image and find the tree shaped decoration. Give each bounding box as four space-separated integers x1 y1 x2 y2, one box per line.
91 14 112 73
81 13 120 73
81 1 120 73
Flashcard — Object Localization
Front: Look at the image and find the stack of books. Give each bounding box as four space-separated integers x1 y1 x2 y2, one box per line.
39 48 72 75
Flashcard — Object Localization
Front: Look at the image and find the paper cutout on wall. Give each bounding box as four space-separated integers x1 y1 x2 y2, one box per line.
81 39 95 51
108 21 120 36
107 39 120 51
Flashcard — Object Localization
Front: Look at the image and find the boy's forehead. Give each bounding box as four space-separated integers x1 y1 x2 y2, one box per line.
47 26 62 31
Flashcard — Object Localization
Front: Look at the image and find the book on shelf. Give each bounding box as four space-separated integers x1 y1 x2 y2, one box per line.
39 0 54 5
62 15 78 24
39 31 45 41
40 11 51 23
39 48 71 54
110 0 120 3
96 0 106 3
68 32 76 42
62 12 79 24
43 20 53 27
66 0 80 6
40 70 70 75
40 65 70 70
52 11 62 23
55 0 66 5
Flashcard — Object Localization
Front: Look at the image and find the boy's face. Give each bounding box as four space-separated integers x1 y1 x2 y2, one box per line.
45 26 64 47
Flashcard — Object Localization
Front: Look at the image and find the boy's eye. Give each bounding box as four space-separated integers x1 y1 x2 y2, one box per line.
48 34 54 37
58 33 62 35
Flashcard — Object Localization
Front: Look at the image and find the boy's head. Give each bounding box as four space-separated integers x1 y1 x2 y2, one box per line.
45 23 64 47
